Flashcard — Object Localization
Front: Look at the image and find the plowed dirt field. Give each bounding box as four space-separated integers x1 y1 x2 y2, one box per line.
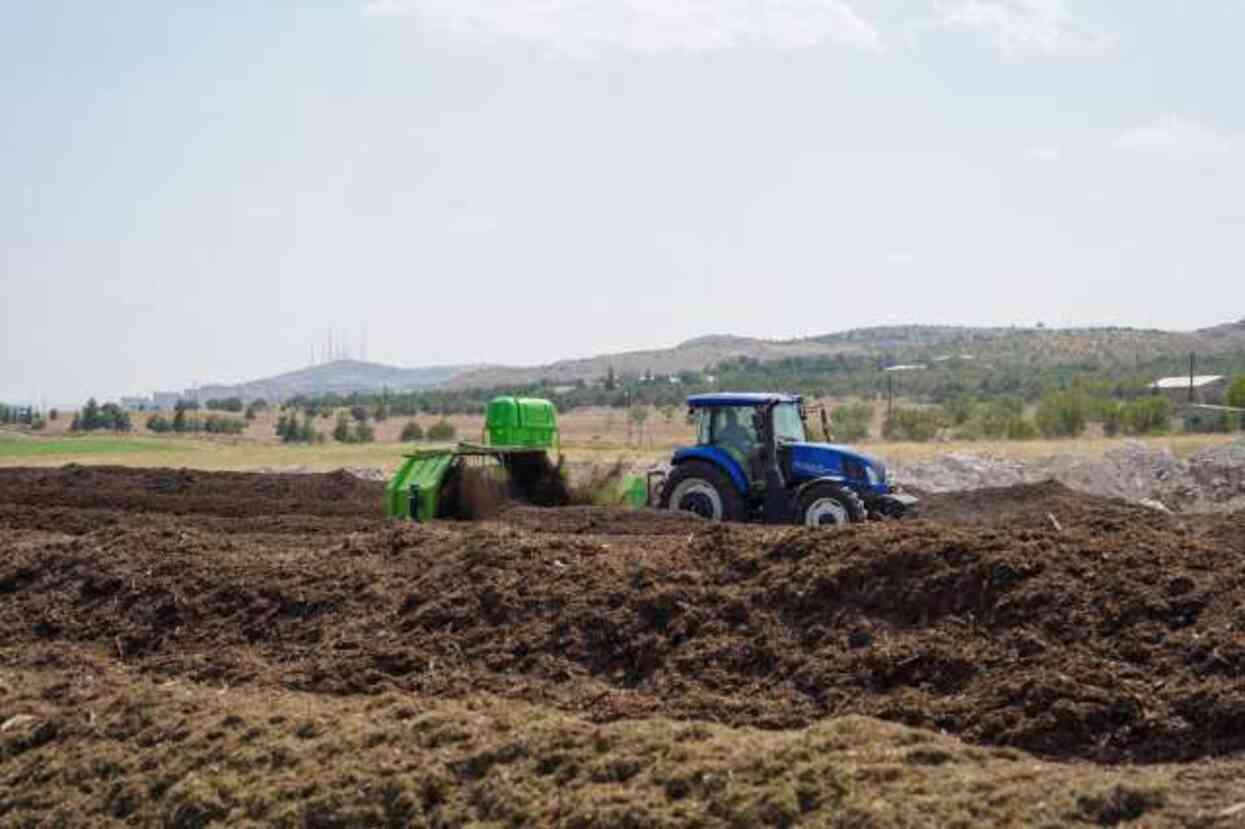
3 466 1245 826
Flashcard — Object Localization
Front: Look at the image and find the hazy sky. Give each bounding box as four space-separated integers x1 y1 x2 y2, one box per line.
4 1 1244 404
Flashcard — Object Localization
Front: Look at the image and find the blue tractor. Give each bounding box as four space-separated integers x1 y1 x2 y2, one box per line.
655 393 917 527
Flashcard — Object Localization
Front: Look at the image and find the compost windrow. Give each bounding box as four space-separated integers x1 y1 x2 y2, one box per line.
2 467 1244 765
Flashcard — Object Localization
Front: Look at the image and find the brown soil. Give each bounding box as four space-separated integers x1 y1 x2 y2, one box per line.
4 466 1245 825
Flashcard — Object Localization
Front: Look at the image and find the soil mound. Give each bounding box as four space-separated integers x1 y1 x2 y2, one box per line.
0 465 385 519
3 467 1244 764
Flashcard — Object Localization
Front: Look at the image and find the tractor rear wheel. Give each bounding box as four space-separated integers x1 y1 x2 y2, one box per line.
797 483 865 528
660 461 744 522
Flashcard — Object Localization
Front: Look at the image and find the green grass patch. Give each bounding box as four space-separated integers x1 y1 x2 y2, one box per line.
0 434 184 459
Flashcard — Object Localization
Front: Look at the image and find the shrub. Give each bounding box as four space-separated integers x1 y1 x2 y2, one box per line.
244 399 268 420
400 421 424 441
48 408 59 421
941 396 976 427
976 397 1034 440
351 405 369 423
882 407 944 442
427 419 456 441
1121 396 1171 435
354 422 375 443
205 397 244 413
147 414 172 433
1035 391 1088 438
203 415 246 435
830 402 873 442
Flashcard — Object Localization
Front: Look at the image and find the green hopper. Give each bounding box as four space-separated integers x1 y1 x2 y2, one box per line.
384 397 562 522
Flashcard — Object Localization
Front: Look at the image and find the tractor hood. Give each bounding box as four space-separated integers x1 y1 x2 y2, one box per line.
786 442 888 487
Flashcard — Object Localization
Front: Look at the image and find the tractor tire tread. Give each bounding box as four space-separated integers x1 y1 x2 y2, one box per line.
660 460 745 522
798 482 867 525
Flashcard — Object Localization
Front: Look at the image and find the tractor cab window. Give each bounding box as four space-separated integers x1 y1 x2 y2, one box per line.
709 406 759 458
772 403 806 443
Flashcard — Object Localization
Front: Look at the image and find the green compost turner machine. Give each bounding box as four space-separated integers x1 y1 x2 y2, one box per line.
384 396 565 521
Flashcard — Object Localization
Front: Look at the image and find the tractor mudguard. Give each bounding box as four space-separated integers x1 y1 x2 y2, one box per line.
670 446 750 497
792 475 849 504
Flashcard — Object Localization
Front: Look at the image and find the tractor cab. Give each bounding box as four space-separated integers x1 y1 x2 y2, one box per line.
657 393 917 526
688 393 801 484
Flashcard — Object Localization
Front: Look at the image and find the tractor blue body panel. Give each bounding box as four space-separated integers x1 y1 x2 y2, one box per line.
687 392 801 407
787 442 890 496
671 445 750 496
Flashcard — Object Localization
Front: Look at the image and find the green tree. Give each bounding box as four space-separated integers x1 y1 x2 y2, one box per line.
172 403 189 434
627 404 650 446
604 366 617 392
882 408 944 442
354 421 375 443
147 414 172 433
80 398 101 431
1035 390 1088 438
1121 397 1171 435
400 420 424 441
1228 376 1245 409
333 412 353 443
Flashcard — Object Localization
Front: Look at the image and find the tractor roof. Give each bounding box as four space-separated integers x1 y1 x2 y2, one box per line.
686 392 801 408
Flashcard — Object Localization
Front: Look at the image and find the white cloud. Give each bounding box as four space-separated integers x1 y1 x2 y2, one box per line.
365 0 884 56
1024 145 1060 161
936 0 1110 56
1113 116 1233 161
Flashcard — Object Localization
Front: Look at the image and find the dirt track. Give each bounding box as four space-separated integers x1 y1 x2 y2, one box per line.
4 466 1245 825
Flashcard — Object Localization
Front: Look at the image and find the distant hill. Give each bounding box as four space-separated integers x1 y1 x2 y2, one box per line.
444 319 1245 389
193 360 474 402
196 318 1245 399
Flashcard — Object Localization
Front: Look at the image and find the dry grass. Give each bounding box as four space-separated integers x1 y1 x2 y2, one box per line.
6 646 1241 828
2 404 1238 475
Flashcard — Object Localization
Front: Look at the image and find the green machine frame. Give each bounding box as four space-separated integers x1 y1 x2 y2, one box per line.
384 396 561 522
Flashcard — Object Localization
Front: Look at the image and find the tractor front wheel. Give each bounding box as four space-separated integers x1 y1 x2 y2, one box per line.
797 483 865 528
660 461 743 522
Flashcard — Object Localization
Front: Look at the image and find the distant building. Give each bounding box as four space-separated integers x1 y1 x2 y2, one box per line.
1151 375 1227 405
152 391 182 410
120 396 152 411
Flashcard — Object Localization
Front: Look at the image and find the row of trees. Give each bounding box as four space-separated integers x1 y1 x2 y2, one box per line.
275 413 324 444
71 399 131 432
147 408 247 435
878 392 1187 443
